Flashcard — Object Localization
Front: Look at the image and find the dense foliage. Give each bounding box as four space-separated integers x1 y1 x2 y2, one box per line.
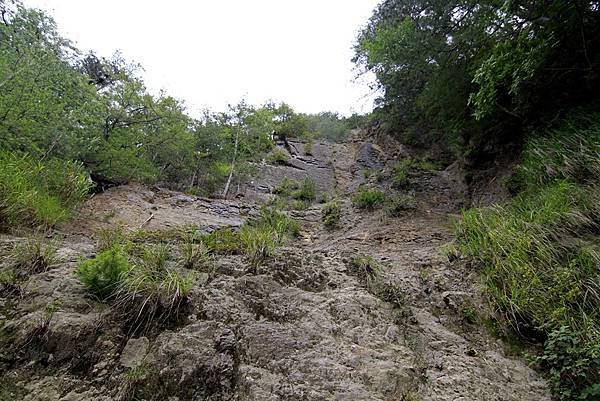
0 1 359 209
455 111 600 400
355 0 600 147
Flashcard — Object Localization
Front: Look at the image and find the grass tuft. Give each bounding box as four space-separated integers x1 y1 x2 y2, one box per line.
454 111 600 400
0 152 91 230
10 234 58 275
352 186 387 210
322 200 342 229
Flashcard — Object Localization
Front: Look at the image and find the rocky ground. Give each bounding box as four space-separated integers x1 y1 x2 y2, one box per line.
0 133 551 400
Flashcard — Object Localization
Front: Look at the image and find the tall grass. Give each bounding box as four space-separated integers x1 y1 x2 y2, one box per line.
0 152 91 230
454 111 600 400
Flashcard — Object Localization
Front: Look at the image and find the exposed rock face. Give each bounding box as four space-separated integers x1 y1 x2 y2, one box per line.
0 133 551 400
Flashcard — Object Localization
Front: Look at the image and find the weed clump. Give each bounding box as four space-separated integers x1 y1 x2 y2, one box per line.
267 148 290 164
115 244 195 332
385 192 417 217
291 177 316 202
180 232 209 269
77 246 131 299
273 177 317 209
10 234 58 275
352 187 387 210
273 177 300 197
322 200 341 229
348 255 381 283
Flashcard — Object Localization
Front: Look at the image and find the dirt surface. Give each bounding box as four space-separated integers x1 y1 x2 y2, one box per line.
0 132 550 400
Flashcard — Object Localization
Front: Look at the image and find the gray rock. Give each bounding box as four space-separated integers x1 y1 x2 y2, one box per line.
120 336 150 368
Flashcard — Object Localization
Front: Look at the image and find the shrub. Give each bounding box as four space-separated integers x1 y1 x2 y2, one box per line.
0 152 91 230
267 148 290 164
539 326 600 401
201 228 241 255
250 207 299 240
349 255 381 282
10 234 58 275
95 226 129 252
239 207 299 266
291 177 316 202
77 246 131 299
385 192 417 217
0 269 21 296
322 201 341 229
273 177 300 197
392 160 412 189
352 187 387 210
304 139 314 156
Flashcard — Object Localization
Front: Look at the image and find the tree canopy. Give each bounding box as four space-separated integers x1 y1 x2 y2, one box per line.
0 0 359 195
354 0 600 146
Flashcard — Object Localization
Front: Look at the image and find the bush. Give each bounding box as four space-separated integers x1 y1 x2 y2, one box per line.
267 148 290 164
273 177 300 197
539 326 600 401
392 160 412 190
77 246 131 299
304 139 314 156
386 192 417 217
352 187 387 210
239 225 278 267
201 228 242 255
349 255 381 283
95 226 129 252
291 177 316 202
322 201 341 229
180 232 209 269
249 207 300 240
0 152 91 230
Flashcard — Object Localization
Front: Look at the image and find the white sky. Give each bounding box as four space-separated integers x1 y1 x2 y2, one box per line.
23 0 380 117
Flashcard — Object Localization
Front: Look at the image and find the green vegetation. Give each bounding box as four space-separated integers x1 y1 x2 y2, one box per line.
266 148 290 165
0 152 91 230
78 242 194 330
454 112 600 400
321 200 341 229
385 192 417 217
9 234 58 275
349 255 381 283
272 177 317 210
352 187 387 210
273 177 300 197
201 228 242 255
201 208 298 267
291 178 316 202
77 246 131 299
304 139 314 156
355 0 600 152
115 244 195 331
180 232 209 269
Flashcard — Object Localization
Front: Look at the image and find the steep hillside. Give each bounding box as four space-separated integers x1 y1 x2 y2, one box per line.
0 132 551 400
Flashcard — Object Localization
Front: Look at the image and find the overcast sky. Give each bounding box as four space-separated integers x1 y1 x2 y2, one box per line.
22 0 380 117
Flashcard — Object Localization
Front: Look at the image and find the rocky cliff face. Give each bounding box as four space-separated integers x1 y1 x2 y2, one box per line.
0 132 550 400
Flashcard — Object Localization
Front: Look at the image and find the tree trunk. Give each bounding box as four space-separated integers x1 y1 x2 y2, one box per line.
222 128 240 198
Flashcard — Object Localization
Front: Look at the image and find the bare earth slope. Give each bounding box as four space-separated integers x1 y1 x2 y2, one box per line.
0 133 550 400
